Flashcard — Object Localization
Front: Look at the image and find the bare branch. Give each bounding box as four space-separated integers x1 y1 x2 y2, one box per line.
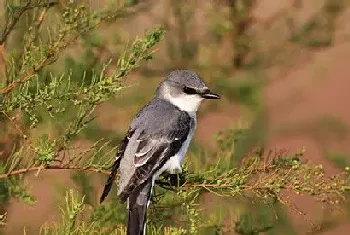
0 111 27 139
0 1 57 45
0 164 111 179
0 1 31 45
0 11 122 95
0 54 57 95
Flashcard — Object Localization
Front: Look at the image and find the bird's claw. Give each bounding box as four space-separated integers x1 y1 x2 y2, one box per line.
157 172 186 188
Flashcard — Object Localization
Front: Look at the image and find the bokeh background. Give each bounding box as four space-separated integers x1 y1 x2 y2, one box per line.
1 0 350 234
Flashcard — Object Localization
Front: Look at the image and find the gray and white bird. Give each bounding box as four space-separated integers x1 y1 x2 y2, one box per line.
100 70 220 235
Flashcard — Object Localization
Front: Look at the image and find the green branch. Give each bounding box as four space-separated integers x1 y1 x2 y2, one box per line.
1 149 349 206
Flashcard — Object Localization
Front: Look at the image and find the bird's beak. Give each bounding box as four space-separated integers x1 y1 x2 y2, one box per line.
201 90 221 99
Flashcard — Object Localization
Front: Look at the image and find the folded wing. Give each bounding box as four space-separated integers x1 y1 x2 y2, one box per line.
118 110 193 202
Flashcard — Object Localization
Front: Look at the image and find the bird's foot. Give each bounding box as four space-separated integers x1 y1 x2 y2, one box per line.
158 171 186 188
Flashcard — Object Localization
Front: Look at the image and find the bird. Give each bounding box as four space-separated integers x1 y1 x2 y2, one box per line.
100 70 220 235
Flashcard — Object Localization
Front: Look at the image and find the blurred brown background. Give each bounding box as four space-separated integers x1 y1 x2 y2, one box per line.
1 0 350 234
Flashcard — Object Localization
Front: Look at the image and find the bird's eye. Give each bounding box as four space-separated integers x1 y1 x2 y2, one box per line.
183 86 198 95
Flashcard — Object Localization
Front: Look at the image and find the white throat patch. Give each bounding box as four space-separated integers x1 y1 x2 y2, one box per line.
166 93 203 113
159 83 205 113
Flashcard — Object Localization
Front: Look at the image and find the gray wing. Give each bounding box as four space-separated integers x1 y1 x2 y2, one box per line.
100 129 134 203
118 99 193 202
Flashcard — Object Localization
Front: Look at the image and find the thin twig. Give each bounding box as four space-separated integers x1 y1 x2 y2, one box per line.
0 55 57 94
0 1 151 95
0 1 55 44
0 12 118 95
0 111 26 138
23 6 49 51
0 165 111 179
0 1 31 44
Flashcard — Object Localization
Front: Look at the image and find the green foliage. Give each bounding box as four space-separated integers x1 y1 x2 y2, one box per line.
0 2 165 232
23 141 350 234
40 190 86 235
37 189 202 235
182 148 350 201
34 134 56 165
1 22 164 182
1 1 350 234
89 194 127 232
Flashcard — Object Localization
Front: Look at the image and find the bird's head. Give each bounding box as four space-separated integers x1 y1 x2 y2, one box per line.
156 70 220 112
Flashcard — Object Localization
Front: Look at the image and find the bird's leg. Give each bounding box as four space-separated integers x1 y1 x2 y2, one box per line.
154 179 172 188
158 171 186 188
168 172 186 187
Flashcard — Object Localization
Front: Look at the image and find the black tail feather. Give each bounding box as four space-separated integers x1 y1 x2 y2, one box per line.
100 158 121 203
127 180 152 235
127 203 148 235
